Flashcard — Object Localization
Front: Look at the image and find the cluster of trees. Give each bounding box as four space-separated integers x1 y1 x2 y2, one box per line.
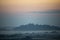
15 24 60 31
0 24 60 31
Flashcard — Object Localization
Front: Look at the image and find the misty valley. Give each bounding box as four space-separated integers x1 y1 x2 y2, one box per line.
1 0 60 40
0 24 60 40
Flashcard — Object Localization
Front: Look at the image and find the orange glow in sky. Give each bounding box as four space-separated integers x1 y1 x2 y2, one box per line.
0 0 60 12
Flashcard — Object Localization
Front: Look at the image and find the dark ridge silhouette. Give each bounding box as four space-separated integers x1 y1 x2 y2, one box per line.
21 36 32 40
14 24 60 31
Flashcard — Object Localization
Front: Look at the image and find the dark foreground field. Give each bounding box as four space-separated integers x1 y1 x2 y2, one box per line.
0 31 60 40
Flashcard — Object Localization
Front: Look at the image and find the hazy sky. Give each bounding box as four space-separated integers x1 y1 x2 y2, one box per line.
0 0 60 26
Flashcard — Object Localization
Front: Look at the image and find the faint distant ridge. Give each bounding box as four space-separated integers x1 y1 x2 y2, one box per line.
14 24 60 31
31 10 60 13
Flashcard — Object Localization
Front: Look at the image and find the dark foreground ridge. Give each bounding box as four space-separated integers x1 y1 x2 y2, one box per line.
0 29 60 40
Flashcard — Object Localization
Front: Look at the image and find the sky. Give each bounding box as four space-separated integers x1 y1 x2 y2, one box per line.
0 0 60 26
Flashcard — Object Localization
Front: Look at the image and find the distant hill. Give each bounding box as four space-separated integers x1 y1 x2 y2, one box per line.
31 10 60 14
14 24 60 31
